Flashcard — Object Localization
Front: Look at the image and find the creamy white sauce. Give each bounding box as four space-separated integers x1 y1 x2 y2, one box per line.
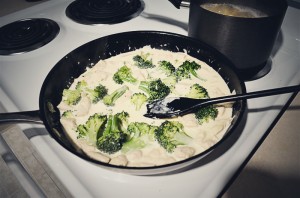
58 46 233 167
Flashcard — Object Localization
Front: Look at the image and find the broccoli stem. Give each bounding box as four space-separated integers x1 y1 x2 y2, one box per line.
103 85 129 106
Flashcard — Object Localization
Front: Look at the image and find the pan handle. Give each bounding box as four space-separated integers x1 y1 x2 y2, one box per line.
0 110 43 124
168 0 190 9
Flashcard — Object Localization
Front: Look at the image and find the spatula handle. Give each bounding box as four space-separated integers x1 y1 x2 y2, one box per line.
206 85 300 106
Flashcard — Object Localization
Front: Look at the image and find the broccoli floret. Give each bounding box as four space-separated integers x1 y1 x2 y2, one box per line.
96 114 128 154
154 121 192 153
139 79 170 101
186 84 209 99
115 111 129 121
186 84 217 124
115 111 130 132
103 85 129 106
130 93 148 110
75 80 88 90
77 113 107 144
175 60 201 81
122 122 158 153
62 89 81 105
73 80 107 104
62 80 89 105
62 110 73 118
158 61 177 90
113 65 138 85
86 84 108 103
133 54 155 69
195 105 218 125
158 60 176 76
162 75 177 90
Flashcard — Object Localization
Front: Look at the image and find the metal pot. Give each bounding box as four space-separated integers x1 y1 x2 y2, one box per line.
169 0 288 80
0 31 246 175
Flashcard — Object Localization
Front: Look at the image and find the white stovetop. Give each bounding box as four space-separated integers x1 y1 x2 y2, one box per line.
0 1 299 197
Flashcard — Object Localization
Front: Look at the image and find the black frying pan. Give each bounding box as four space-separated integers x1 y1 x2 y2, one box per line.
0 31 246 175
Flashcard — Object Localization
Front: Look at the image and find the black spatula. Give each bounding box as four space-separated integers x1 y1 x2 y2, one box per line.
144 85 300 119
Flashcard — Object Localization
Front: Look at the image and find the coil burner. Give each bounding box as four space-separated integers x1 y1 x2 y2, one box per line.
66 0 144 25
0 18 60 55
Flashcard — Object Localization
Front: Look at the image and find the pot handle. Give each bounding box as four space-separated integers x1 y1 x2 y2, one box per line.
0 110 43 124
168 0 190 9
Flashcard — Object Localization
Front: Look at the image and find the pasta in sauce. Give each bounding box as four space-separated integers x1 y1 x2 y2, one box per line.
58 46 233 167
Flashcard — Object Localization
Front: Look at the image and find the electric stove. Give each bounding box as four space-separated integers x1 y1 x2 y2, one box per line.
0 0 299 197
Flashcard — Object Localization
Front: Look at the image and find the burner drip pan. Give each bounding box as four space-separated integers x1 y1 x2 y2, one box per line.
238 58 272 81
0 18 60 55
66 0 144 25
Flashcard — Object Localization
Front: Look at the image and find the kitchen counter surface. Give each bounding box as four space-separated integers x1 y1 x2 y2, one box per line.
0 1 299 197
